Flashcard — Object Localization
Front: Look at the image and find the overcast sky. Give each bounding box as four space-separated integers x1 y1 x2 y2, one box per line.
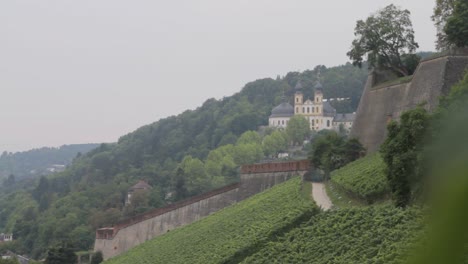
1 0 436 153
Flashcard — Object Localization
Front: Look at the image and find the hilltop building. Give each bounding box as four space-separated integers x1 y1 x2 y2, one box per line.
125 180 152 205
269 81 355 131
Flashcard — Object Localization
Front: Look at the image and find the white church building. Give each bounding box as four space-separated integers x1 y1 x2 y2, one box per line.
269 81 355 132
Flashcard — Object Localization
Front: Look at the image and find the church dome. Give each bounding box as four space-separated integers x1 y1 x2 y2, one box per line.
270 102 294 118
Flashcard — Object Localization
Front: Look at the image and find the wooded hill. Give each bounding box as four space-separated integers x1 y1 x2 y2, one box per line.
0 63 367 258
0 144 99 182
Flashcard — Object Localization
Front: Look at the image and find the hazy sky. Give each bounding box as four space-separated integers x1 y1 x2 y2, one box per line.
1 0 436 153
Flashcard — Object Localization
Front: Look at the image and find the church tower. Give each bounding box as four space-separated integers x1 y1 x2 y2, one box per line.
314 81 323 115
294 81 304 114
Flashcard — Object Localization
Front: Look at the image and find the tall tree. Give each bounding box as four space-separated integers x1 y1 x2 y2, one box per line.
45 247 77 264
432 0 456 50
310 131 365 179
444 0 468 48
286 116 310 145
347 4 419 77
380 107 430 208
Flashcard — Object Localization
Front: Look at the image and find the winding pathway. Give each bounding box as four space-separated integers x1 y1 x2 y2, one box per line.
311 182 333 210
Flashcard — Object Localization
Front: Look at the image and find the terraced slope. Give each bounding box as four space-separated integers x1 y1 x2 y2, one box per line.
105 177 317 264
330 153 389 203
243 206 424 264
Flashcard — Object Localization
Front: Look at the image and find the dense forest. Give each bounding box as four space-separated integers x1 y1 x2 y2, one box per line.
0 144 99 182
0 63 367 258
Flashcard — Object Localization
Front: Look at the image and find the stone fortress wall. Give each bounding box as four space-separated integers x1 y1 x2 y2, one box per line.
94 160 310 260
351 50 468 153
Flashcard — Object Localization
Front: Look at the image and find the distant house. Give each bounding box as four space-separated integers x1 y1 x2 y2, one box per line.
46 164 66 173
125 180 152 205
0 233 12 242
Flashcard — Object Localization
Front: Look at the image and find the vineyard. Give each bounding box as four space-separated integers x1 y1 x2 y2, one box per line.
242 205 425 264
104 177 317 264
330 153 389 203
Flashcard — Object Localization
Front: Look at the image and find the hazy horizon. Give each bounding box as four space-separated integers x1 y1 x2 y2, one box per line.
1 0 437 153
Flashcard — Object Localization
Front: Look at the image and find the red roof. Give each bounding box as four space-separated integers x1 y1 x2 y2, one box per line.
129 180 152 191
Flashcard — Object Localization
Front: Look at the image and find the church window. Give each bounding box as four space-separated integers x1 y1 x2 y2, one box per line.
307 107 310 113
317 107 319 113
302 107 305 113
312 107 315 113
327 120 330 127
282 120 285 125
296 107 298 113
312 119 315 126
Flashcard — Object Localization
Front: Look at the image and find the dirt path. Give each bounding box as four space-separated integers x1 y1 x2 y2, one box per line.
311 182 332 210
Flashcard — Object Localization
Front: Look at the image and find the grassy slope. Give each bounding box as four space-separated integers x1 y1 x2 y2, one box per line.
330 153 389 204
105 177 317 264
243 206 424 264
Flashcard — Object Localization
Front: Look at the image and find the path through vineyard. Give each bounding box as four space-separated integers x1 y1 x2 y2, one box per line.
311 182 332 210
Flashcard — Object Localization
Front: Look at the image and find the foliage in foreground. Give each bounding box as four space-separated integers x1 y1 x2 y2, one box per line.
330 153 388 203
381 107 430 208
243 206 424 264
105 178 317 264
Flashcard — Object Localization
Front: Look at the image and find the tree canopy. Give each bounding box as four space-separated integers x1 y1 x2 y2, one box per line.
432 0 456 50
347 4 419 77
309 131 365 179
444 0 468 48
380 107 430 208
285 115 310 145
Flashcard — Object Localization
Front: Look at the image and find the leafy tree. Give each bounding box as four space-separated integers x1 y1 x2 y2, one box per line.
91 251 103 264
236 131 262 145
432 0 456 50
45 246 77 264
180 156 210 195
286 115 310 145
342 138 366 163
262 131 288 157
444 0 468 48
310 131 365 179
347 4 419 77
380 107 430 208
172 167 188 200
233 144 263 165
310 131 346 178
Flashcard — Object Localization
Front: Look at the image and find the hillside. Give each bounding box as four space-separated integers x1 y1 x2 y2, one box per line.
329 153 389 204
0 144 99 182
105 177 317 264
0 63 367 258
242 206 424 264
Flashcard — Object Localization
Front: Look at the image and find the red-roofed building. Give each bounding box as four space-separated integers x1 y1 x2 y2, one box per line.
125 180 152 205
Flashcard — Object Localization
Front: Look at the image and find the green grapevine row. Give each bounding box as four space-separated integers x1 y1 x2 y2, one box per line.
331 154 389 203
242 205 424 264
105 177 317 264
